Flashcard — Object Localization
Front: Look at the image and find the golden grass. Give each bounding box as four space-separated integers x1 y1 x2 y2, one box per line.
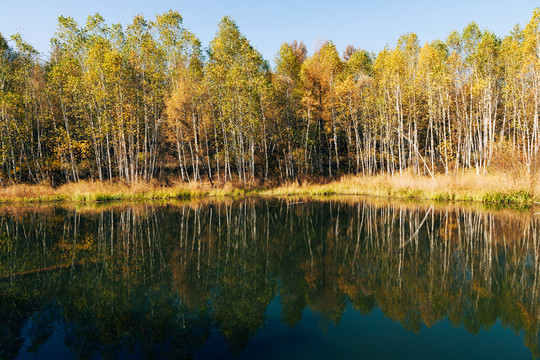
260 170 537 205
0 180 212 203
0 170 538 206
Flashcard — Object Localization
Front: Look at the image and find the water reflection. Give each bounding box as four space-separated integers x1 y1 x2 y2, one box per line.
0 199 539 359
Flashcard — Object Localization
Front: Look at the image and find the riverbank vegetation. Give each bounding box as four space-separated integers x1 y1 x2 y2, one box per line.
0 171 535 205
2 10 540 199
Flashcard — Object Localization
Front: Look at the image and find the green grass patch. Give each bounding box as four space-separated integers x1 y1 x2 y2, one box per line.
482 190 531 204
432 192 455 201
396 188 424 199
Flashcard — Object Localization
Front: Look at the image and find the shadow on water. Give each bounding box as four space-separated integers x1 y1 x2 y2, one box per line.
0 197 540 359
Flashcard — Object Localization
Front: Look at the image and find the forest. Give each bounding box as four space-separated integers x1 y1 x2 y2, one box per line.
1 10 540 185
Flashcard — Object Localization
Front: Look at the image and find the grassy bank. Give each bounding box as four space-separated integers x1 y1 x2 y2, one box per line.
0 181 240 203
0 171 537 206
260 171 536 205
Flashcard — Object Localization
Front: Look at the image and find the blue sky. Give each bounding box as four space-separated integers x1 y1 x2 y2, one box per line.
0 0 538 65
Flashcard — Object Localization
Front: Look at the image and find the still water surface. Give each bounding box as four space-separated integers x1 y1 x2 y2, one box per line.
0 198 539 359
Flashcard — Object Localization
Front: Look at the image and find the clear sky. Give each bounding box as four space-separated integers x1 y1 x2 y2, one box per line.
0 0 538 65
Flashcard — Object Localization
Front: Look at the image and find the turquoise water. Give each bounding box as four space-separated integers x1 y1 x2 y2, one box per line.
1 199 538 359
16 302 529 360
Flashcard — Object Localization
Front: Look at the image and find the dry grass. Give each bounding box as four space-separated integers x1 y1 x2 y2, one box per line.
0 170 537 206
0 183 58 202
0 180 213 203
261 170 537 205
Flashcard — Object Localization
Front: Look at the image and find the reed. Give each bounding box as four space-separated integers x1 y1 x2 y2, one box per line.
260 170 538 205
0 170 538 206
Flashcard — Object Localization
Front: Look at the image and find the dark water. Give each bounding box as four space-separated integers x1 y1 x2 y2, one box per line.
0 198 539 359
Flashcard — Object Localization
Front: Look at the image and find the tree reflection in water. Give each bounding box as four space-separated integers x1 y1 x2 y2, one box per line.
0 198 539 359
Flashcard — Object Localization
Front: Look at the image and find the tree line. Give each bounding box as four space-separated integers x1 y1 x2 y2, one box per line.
2 10 540 185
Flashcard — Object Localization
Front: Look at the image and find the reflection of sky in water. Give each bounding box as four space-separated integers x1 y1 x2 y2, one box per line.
194 299 530 360
1 199 539 359
16 299 530 360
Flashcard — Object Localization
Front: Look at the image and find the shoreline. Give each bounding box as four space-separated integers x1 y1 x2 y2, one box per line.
0 173 536 207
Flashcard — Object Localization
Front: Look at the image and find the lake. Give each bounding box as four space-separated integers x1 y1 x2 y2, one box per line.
0 197 538 359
